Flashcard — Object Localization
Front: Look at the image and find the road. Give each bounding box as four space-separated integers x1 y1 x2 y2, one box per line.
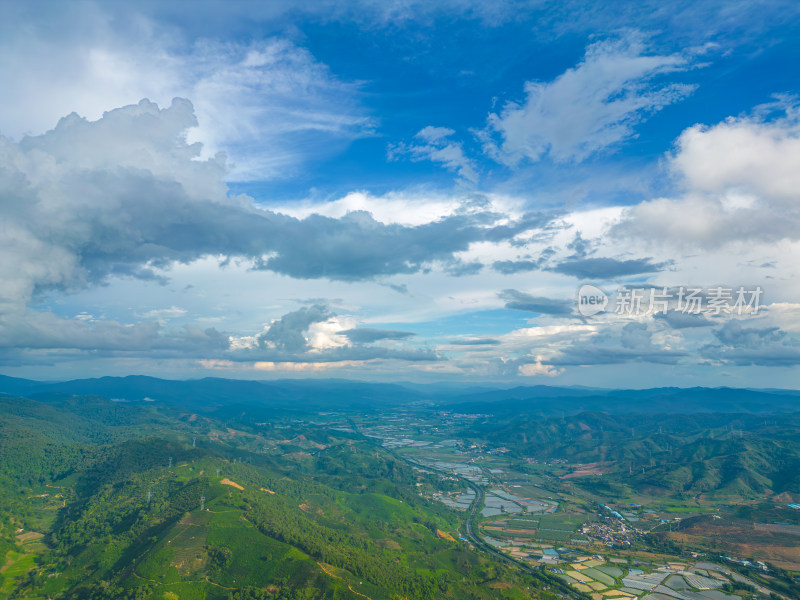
347 418 583 599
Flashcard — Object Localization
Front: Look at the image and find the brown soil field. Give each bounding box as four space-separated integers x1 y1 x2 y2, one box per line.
220 478 244 490
502 528 539 535
754 523 800 535
669 520 800 569
562 462 612 479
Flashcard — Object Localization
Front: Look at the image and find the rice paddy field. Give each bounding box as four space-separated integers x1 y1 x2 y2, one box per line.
546 560 747 600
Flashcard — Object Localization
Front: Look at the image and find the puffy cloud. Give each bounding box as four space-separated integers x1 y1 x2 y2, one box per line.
491 246 556 274
0 100 565 362
620 320 652 348
0 302 436 366
243 305 352 357
271 190 464 227
517 358 563 377
0 98 554 316
712 320 783 348
565 232 594 259
673 102 800 202
546 344 684 366
492 257 548 274
250 306 427 363
478 33 698 165
615 102 800 247
487 354 564 378
253 210 488 280
443 259 484 277
258 304 334 352
545 321 685 366
706 345 800 367
700 320 800 366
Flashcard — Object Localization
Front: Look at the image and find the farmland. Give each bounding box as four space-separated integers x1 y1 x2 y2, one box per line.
2 383 800 599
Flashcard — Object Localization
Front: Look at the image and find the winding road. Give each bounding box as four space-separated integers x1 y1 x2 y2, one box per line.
347 418 583 599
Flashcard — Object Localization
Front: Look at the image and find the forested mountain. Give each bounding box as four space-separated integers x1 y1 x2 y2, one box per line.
466 410 800 497
0 393 562 600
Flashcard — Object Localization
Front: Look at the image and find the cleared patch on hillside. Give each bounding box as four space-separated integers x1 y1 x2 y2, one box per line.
220 478 244 490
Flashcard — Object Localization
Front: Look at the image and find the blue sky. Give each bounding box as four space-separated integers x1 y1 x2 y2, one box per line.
0 0 799 387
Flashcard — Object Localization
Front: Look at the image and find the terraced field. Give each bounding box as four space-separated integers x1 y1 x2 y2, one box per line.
546 560 754 600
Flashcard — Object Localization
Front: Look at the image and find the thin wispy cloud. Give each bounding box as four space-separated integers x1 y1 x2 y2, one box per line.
0 16 372 181
388 126 479 183
478 33 701 165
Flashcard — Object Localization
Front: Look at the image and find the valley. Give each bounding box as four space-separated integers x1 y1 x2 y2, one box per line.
1 377 799 600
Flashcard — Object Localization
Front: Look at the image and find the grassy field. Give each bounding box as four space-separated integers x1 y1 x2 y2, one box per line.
481 510 593 544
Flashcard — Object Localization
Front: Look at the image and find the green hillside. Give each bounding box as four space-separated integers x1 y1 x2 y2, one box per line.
0 395 562 600
467 410 800 498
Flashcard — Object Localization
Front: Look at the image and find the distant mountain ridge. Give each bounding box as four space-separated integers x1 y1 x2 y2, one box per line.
0 374 798 414
445 386 800 415
0 374 422 411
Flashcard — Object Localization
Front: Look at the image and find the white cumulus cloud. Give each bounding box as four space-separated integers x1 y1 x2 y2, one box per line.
616 102 800 247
